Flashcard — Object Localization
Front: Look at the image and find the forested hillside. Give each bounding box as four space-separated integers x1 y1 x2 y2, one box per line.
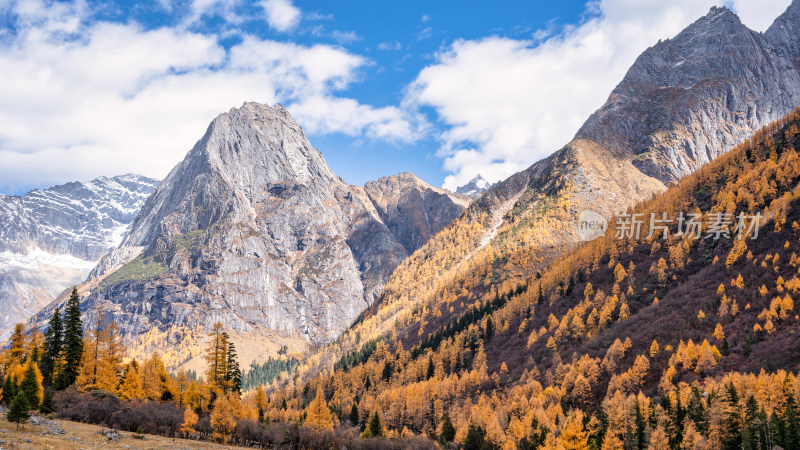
257 108 800 448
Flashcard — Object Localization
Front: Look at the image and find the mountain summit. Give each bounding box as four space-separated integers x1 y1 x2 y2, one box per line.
455 175 492 197
41 102 466 369
576 5 800 183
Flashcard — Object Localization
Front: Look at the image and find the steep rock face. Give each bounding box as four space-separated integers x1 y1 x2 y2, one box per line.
0 175 158 336
363 173 470 254
576 5 800 183
39 103 466 369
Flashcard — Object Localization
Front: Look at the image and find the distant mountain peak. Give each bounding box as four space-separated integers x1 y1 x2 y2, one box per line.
0 174 158 338
456 174 492 197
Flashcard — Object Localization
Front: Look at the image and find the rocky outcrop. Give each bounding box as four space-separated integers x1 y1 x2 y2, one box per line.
363 173 469 254
576 5 800 183
0 175 158 337
34 103 466 369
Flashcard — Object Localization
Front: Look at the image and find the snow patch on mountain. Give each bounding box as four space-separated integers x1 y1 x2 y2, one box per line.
455 175 492 197
0 174 158 336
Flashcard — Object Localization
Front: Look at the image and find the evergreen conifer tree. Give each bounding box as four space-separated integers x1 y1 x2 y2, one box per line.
41 307 63 386
20 362 40 409
349 403 359 426
225 341 241 395
440 412 456 443
58 289 83 389
364 411 384 437
39 390 54 414
6 392 30 430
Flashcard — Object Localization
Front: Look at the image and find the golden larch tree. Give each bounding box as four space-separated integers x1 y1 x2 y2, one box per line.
205 323 229 392
210 392 239 443
305 388 335 432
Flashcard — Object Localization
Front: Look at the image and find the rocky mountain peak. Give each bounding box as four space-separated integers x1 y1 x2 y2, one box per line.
121 101 339 251
455 174 492 197
207 102 339 188
704 5 737 20
43 102 467 370
575 2 800 183
766 0 800 59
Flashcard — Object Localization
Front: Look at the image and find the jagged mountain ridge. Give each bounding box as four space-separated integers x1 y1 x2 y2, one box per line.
0 175 159 258
292 3 800 381
577 3 800 183
0 174 158 337
36 103 467 370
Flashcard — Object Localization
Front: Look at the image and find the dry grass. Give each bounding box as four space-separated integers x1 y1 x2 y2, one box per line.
0 414 236 449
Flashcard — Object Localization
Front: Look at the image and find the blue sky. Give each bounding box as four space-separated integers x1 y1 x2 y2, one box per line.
0 0 791 195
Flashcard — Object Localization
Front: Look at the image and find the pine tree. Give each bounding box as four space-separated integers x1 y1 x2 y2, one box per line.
363 411 384 437
3 374 16 404
426 355 435 380
634 399 646 450
39 390 54 414
349 403 360 426
744 335 753 356
40 307 63 387
723 382 742 450
782 388 800 449
6 391 30 430
463 424 485 450
688 387 706 432
742 395 760 450
19 361 41 409
58 288 83 389
225 341 241 395
440 412 456 443
382 359 394 381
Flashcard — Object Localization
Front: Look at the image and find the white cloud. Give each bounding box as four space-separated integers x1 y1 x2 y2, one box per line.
330 30 360 44
417 26 432 41
290 96 423 143
260 0 300 32
377 41 402 51
407 0 792 190
730 0 793 30
0 0 419 192
186 0 242 26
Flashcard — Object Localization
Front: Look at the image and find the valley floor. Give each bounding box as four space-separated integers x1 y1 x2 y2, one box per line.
0 414 236 449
